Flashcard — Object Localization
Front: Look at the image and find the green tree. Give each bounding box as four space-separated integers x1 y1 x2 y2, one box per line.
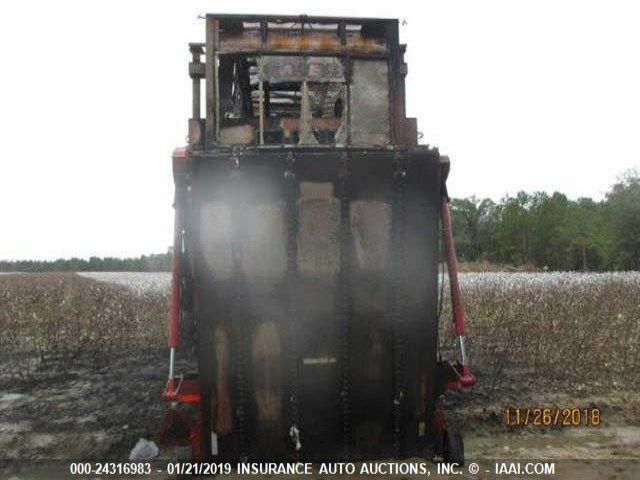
530 192 578 270
451 196 499 262
569 198 612 271
606 171 640 270
495 192 533 264
451 197 481 261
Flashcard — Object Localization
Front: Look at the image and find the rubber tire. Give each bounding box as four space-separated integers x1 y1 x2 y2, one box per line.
443 431 464 466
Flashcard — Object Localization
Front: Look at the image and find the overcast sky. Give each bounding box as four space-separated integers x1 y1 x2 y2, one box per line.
1 1 639 260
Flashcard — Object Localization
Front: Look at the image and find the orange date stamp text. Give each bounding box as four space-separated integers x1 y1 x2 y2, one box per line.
504 407 600 427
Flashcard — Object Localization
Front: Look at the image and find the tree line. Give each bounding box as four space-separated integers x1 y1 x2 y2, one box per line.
450 171 640 271
0 252 171 273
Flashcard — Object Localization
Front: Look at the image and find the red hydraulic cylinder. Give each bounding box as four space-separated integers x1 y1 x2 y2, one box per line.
165 147 188 396
441 183 476 388
167 207 181 350
441 198 465 337
167 147 188 350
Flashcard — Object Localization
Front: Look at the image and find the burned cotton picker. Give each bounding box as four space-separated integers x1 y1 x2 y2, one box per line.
157 13 474 463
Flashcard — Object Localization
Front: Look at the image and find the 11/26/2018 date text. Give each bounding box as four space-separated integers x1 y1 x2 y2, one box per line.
505 407 601 427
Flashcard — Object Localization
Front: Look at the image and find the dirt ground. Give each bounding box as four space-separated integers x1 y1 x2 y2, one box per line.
0 350 170 460
1 350 638 479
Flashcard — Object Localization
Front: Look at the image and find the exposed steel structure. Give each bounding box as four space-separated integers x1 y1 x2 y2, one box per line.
158 14 474 463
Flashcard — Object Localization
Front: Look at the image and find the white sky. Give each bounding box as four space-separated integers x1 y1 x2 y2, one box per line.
1 1 639 260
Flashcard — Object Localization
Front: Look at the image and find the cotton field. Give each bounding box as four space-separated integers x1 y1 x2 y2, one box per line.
1 271 639 461
442 272 640 392
457 271 640 292
1 270 639 392
0 273 167 367
81 270 640 296
78 271 171 296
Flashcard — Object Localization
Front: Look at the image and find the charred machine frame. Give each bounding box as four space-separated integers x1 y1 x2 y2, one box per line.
158 14 475 463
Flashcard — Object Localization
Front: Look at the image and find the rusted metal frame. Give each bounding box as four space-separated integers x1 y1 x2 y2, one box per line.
196 145 399 158
337 151 354 457
344 60 352 145
209 13 396 25
259 20 268 43
340 20 353 146
214 56 221 142
390 153 408 456
299 79 308 137
256 22 267 146
205 17 219 147
215 48 389 60
284 152 301 456
397 45 408 131
385 21 402 146
338 21 347 46
298 55 313 145
189 43 205 119
258 57 265 145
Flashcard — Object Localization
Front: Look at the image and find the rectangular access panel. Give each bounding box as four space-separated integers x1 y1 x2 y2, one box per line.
187 146 443 460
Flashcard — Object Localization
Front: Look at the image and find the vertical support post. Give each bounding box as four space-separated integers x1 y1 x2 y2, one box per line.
188 43 205 147
344 61 352 146
258 57 265 145
397 44 408 132
205 16 219 147
190 44 203 119
193 78 200 119
214 52 220 141
338 21 351 146
260 20 268 44
385 20 402 145
299 78 317 145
